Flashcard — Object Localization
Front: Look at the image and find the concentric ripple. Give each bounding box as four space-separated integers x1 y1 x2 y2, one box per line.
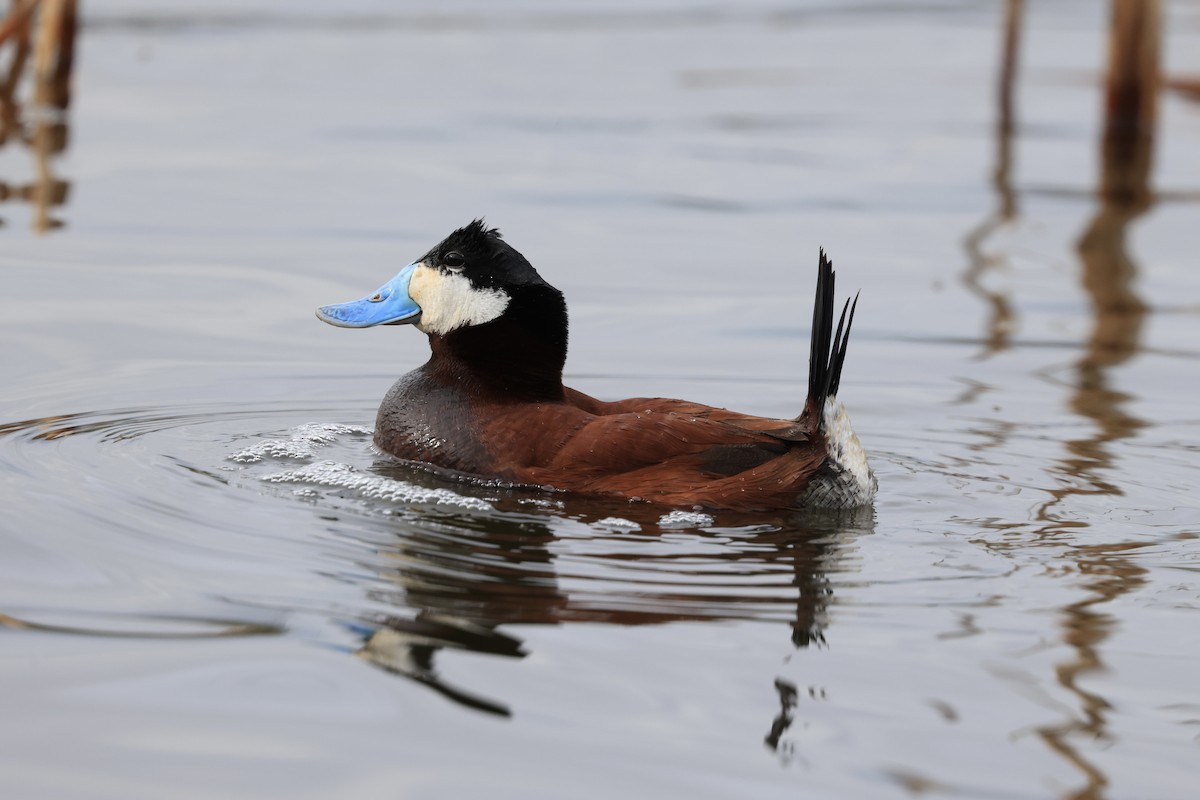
0 609 282 639
0 400 873 709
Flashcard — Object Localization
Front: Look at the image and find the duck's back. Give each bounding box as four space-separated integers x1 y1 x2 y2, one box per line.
376 376 828 510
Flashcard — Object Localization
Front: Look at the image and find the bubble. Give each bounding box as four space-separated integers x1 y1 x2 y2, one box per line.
229 423 372 463
594 517 641 531
263 460 493 511
657 510 715 529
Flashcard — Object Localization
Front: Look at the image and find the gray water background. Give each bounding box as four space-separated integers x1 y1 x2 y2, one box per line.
1 2 1199 798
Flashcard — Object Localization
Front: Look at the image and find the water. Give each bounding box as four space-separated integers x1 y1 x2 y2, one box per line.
2 2 1200 798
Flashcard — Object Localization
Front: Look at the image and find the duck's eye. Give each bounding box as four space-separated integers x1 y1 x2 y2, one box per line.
443 251 465 271
369 293 383 302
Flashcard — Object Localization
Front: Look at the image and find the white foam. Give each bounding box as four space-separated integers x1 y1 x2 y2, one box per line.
519 498 566 510
657 510 715 529
594 517 641 531
262 460 493 511
229 423 372 463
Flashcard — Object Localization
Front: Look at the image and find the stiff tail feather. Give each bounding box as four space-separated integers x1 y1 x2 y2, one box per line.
805 249 858 430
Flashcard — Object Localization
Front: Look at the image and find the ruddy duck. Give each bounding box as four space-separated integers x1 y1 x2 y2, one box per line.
317 220 876 510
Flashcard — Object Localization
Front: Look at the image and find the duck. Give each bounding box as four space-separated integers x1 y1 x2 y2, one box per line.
316 220 876 511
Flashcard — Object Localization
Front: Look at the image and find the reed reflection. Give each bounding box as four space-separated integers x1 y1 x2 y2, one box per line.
0 0 75 233
1031 6 1157 798
961 0 1022 358
335 471 870 719
1010 3 1158 797
960 3 1162 795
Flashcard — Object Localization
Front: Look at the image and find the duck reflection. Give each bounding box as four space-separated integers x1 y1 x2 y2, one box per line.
335 464 872 719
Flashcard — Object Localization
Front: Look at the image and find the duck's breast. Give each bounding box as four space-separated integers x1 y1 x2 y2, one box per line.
374 368 493 474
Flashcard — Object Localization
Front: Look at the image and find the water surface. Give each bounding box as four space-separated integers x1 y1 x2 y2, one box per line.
2 2 1199 798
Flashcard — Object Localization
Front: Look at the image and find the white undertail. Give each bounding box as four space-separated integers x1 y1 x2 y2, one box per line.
798 397 878 509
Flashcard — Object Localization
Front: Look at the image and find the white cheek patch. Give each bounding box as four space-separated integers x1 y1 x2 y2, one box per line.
407 265 511 335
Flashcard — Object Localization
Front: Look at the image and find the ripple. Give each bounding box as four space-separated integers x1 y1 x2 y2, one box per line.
0 406 275 443
0 405 493 514
0 400 874 711
0 609 282 639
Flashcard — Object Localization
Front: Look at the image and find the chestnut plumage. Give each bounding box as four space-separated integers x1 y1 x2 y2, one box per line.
317 220 876 510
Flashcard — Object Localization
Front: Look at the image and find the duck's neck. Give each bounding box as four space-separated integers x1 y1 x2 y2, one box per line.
426 284 568 403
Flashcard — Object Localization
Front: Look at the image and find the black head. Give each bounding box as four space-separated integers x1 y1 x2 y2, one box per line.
418 219 552 295
316 220 569 398
417 221 569 399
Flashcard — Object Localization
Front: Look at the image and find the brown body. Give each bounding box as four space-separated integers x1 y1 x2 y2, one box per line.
374 334 829 511
320 221 872 512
